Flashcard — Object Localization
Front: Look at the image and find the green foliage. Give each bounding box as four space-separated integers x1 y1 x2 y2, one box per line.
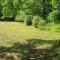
48 10 60 23
0 1 3 18
37 19 46 30
15 11 27 22
51 24 60 32
52 0 60 10
0 0 52 21
25 15 32 25
32 15 39 28
32 15 46 29
1 0 14 19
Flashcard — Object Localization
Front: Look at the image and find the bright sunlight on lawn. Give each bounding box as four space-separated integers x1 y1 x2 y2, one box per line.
0 22 60 47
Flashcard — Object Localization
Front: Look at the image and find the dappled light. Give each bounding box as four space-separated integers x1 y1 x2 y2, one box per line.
0 39 60 60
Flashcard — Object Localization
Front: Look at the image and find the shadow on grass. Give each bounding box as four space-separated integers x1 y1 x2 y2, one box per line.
0 39 60 60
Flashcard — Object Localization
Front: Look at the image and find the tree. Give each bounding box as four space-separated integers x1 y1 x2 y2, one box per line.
43 0 52 18
1 0 14 19
0 0 3 18
52 0 60 10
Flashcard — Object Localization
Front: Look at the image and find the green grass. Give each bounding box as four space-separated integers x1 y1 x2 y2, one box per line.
0 22 60 47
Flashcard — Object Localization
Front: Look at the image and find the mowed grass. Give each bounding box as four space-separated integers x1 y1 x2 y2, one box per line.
0 22 60 47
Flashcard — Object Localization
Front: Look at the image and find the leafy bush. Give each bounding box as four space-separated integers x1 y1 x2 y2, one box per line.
15 11 27 22
24 15 32 25
32 15 46 30
48 10 60 23
37 19 46 30
52 0 60 10
51 24 60 32
32 15 39 28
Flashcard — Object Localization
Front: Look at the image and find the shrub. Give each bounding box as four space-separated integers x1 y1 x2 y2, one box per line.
32 15 46 30
32 15 39 28
15 11 27 22
24 15 32 25
48 10 60 23
37 19 46 30
51 24 60 32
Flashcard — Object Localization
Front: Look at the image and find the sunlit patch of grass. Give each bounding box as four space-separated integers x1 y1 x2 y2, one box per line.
0 22 60 47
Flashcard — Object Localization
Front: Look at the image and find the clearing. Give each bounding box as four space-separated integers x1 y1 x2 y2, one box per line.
0 22 60 47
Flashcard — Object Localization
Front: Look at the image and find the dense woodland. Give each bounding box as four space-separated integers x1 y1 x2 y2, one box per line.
0 0 60 31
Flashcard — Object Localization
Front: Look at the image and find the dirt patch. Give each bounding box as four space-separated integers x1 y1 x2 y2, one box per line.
0 52 22 60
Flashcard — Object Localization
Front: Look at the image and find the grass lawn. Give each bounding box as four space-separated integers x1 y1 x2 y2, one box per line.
0 22 60 47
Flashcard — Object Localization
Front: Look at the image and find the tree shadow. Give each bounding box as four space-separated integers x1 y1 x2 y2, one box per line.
0 39 60 60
